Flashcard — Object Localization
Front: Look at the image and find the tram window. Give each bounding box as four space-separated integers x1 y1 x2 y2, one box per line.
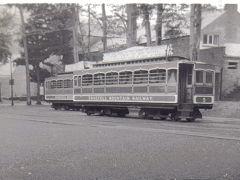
168 69 177 83
119 71 132 84
187 70 193 85
134 70 148 84
78 76 81 87
74 76 78 87
51 80 57 89
69 79 73 88
57 80 63 88
196 71 203 83
149 69 166 83
82 74 93 86
64 80 68 88
206 71 213 84
46 81 49 89
94 73 105 85
63 79 72 88
106 72 118 85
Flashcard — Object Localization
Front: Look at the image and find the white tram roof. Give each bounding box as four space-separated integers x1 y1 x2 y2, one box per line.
45 72 73 81
93 56 188 68
73 59 216 75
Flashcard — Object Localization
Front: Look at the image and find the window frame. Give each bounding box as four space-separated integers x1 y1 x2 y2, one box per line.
82 74 93 86
203 34 219 45
106 72 118 85
149 68 166 84
93 73 105 85
133 69 149 84
119 71 133 85
227 61 238 69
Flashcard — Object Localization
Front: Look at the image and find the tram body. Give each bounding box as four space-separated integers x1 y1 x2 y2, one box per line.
45 73 75 110
44 57 216 121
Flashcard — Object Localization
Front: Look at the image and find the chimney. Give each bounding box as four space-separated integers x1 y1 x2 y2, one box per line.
224 4 238 13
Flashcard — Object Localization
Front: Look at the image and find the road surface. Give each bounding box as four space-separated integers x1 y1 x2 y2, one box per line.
0 105 240 180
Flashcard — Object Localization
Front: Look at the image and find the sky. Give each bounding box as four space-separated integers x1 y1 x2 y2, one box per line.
0 0 240 5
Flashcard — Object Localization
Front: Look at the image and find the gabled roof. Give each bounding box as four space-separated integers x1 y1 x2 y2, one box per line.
201 10 225 29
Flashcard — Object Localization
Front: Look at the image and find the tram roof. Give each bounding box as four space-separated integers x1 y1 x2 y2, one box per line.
45 72 73 80
93 56 188 68
73 59 216 75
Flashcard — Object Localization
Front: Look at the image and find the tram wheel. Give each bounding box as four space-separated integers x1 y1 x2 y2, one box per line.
86 111 92 116
186 117 195 122
64 105 70 111
170 112 181 121
138 109 147 119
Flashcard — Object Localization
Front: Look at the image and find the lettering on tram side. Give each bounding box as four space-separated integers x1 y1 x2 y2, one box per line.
89 96 153 101
74 95 176 102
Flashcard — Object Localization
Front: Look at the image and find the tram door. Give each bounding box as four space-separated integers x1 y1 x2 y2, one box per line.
178 64 194 103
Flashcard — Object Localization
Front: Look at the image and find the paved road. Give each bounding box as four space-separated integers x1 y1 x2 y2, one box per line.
0 105 240 180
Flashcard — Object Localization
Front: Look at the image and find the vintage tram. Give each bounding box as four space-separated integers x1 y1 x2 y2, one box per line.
44 56 216 121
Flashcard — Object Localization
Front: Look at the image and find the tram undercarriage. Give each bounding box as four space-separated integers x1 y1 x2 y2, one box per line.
51 101 208 122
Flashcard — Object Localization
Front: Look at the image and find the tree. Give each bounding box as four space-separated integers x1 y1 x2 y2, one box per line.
138 4 154 46
126 4 138 47
156 4 163 45
0 6 14 63
16 3 76 104
155 4 189 44
190 4 201 61
102 4 107 52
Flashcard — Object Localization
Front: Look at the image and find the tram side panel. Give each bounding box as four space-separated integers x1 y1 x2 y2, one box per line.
45 75 74 110
72 64 180 116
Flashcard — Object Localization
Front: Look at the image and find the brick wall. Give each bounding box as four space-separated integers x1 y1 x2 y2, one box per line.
222 57 240 94
161 36 190 58
199 47 225 67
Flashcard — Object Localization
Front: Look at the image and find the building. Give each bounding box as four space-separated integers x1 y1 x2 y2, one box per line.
0 63 37 99
200 4 240 98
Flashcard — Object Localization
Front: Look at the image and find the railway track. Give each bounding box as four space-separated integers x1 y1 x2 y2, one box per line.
2 108 240 143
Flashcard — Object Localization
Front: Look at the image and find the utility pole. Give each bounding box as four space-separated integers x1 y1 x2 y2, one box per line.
190 4 202 61
72 5 79 63
9 56 14 106
19 5 31 105
0 83 1 102
126 4 137 48
102 3 107 52
88 4 91 57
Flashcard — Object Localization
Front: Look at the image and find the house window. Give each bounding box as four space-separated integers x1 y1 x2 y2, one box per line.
203 34 219 45
213 35 219 45
209 35 213 44
203 35 208 44
227 62 238 69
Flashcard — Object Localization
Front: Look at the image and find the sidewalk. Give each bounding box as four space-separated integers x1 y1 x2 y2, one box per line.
0 100 51 106
202 101 240 119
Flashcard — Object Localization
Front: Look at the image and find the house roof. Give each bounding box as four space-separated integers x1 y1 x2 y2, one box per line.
201 10 225 29
103 45 173 63
224 43 240 57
